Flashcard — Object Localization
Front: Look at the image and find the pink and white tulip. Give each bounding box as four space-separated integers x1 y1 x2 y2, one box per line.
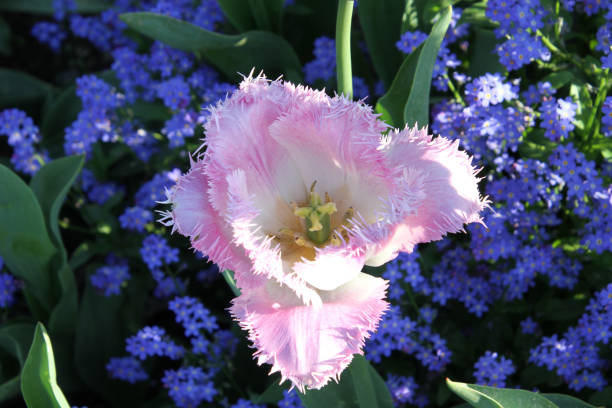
161 74 487 391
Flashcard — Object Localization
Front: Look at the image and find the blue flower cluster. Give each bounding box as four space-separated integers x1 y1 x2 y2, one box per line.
366 302 451 374
0 109 48 175
530 284 612 391
106 356 148 383
473 351 516 388
486 0 550 70
386 375 428 407
125 325 184 360
80 168 124 205
0 256 20 308
140 234 182 298
90 255 131 296
162 366 217 408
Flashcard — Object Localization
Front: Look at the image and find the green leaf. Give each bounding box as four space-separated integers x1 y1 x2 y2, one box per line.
248 0 284 32
299 355 393 408
403 5 452 128
0 376 20 403
119 12 302 82
30 156 84 337
41 85 82 154
74 280 149 405
21 323 70 408
0 16 11 56
468 28 504 77
30 155 85 261
254 380 288 404
357 0 404 89
446 379 559 408
376 43 423 127
541 394 597 407
0 68 53 108
217 0 256 31
0 0 108 13
541 71 574 89
0 323 36 367
0 164 57 311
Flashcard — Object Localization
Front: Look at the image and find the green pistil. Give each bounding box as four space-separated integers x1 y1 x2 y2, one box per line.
294 185 337 246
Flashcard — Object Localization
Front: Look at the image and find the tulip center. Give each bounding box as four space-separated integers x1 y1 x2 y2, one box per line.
293 182 337 246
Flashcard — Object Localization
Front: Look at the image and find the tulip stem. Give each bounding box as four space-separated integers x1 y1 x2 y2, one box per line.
222 269 241 297
336 0 354 98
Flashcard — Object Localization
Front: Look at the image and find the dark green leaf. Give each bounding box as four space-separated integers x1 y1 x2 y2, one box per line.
541 71 574 89
30 156 83 337
0 16 11 56
131 100 172 122
357 0 404 89
0 324 35 366
541 394 596 407
0 0 108 13
254 380 288 404
217 0 257 31
21 323 70 408
446 379 558 408
74 280 149 405
0 164 57 311
248 0 284 32
376 44 423 127
589 386 612 406
468 28 504 77
30 155 85 261
403 5 452 128
299 355 392 408
0 376 20 403
120 12 303 82
0 68 53 108
41 85 82 153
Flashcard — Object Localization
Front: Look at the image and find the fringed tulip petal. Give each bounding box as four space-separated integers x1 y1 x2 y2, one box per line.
230 272 388 391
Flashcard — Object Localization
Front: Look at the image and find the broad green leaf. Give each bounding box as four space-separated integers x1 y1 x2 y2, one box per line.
541 71 574 89
0 323 36 366
299 355 393 408
0 16 11 55
357 0 404 89
254 381 288 404
217 0 257 31
446 379 558 408
468 28 504 77
403 5 452 128
21 323 70 408
458 1 495 28
248 0 284 32
589 386 612 406
41 85 82 155
30 156 84 337
30 155 85 261
120 12 303 82
0 164 57 311
0 376 20 403
0 0 108 13
131 100 172 122
541 394 597 407
376 43 423 127
0 68 53 108
74 280 149 405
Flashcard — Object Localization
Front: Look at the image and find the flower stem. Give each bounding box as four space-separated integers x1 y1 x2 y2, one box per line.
222 269 241 297
586 70 609 141
335 0 354 98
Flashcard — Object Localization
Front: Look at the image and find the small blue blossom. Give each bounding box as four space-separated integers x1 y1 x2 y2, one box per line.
119 206 153 232
396 30 427 54
125 326 183 360
162 367 217 408
90 255 131 296
140 234 179 271
473 351 515 387
520 317 539 334
277 389 303 408
304 36 336 84
31 22 66 52
106 357 148 383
